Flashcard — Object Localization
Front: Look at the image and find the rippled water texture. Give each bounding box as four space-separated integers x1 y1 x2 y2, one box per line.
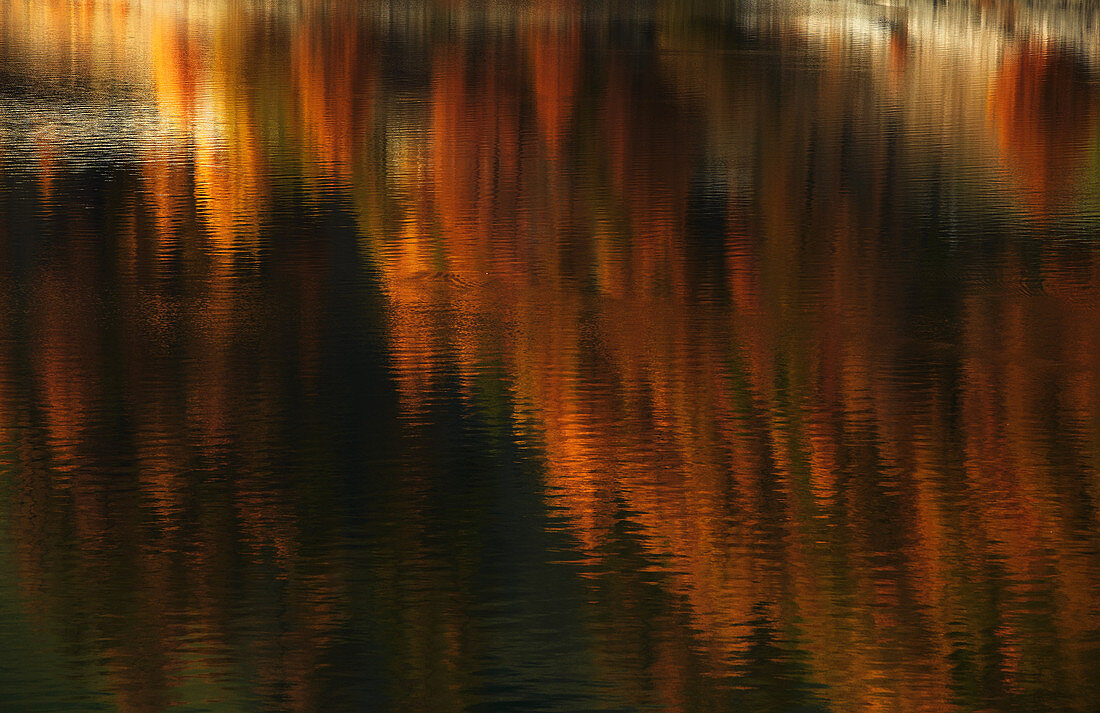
0 0 1098 711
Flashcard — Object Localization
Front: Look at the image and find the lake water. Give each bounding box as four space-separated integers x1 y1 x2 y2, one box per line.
0 1 1098 711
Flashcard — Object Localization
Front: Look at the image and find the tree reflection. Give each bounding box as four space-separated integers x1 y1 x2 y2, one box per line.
0 1 1097 712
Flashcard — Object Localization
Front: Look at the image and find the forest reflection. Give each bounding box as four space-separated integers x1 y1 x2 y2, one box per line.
0 1 1098 711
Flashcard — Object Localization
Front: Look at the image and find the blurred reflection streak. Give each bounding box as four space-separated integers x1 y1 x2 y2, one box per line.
0 1 1097 712
988 40 1097 220
366 10 1100 713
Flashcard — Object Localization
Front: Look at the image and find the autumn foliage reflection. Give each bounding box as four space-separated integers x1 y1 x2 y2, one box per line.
0 1 1099 712
988 41 1097 219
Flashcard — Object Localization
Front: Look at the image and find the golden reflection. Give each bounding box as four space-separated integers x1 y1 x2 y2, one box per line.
0 1 1098 712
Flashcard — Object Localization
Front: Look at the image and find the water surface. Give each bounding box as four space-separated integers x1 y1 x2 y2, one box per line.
0 1 1099 711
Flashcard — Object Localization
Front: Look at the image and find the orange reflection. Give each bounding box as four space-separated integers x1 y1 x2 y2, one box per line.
989 41 1096 219
0 2 1098 712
